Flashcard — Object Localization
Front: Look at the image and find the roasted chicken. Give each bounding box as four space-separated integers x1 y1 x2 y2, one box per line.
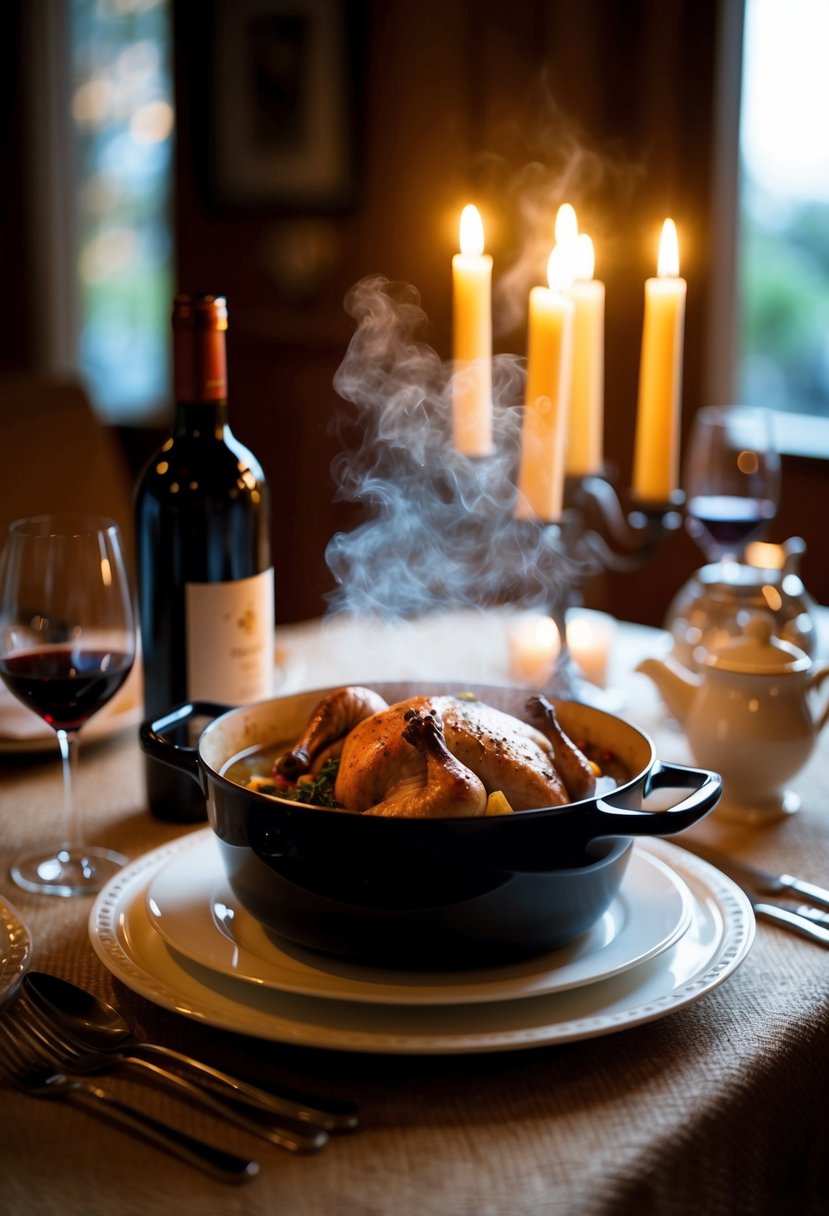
276 685 597 818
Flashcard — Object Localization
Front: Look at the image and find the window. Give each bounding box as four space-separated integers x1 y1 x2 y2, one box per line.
69 0 174 424
738 0 829 431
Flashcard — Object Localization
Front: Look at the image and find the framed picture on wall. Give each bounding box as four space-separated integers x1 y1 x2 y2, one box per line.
210 0 360 210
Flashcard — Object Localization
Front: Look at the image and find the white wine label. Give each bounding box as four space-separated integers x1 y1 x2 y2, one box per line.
185 568 275 704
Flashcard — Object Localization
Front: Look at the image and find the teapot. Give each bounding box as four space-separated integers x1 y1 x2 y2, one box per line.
638 616 829 823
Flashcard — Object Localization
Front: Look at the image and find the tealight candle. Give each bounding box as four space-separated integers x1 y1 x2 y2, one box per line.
632 218 686 502
452 204 493 456
566 609 617 688
508 612 561 686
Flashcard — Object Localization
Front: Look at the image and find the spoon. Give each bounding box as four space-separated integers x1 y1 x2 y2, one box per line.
23 972 358 1132
0 1013 258 1182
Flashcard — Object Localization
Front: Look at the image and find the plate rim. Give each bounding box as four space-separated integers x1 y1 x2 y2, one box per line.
0 895 33 1007
89 836 755 1054
144 829 695 1005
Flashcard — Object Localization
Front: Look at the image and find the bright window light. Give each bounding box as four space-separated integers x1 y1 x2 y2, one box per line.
70 0 174 425
738 0 829 421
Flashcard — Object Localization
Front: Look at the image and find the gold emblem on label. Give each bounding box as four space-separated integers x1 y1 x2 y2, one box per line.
237 607 257 635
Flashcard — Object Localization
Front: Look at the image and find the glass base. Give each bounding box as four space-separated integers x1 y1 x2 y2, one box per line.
10 846 128 897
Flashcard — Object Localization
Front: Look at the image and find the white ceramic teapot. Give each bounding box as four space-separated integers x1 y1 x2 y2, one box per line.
637 616 829 823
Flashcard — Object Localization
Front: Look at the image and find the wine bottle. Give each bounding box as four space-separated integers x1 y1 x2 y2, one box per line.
135 293 274 822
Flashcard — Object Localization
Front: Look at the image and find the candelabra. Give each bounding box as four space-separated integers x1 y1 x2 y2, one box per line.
517 470 684 705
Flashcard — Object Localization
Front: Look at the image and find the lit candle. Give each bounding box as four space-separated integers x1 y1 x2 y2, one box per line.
515 245 575 522
452 204 493 456
566 608 616 688
632 218 687 501
508 612 561 685
566 232 605 475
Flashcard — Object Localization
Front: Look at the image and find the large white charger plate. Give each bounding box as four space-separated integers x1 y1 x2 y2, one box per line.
144 829 694 1005
0 895 33 1007
89 836 755 1054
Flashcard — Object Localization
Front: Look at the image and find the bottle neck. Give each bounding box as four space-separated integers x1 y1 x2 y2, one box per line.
173 397 228 439
173 313 229 438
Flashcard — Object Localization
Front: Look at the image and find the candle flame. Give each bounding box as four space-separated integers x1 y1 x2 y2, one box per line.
546 243 577 292
459 204 485 256
554 203 578 246
573 233 595 281
657 218 680 277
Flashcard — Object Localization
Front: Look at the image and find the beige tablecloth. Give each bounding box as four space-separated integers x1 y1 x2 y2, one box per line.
2 610 829 1216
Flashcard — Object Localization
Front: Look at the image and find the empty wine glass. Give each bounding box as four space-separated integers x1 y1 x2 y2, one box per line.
683 405 780 565
0 516 136 896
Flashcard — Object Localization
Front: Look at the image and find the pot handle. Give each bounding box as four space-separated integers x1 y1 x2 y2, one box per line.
139 701 232 794
592 761 722 836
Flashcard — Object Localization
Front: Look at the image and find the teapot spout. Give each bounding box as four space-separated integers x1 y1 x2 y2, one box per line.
636 654 701 725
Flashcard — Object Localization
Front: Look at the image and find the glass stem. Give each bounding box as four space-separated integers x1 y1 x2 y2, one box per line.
56 728 81 851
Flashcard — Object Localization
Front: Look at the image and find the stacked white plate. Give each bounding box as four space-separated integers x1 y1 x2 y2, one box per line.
0 895 33 1007
89 830 755 1054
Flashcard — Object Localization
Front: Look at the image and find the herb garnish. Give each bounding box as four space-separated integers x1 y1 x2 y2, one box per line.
277 758 342 807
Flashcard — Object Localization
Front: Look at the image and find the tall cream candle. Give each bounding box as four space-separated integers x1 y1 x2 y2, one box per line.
452 204 493 456
632 218 686 501
515 246 575 523
566 233 605 476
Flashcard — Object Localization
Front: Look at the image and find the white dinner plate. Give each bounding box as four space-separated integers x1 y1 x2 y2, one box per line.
0 896 33 1007
144 830 694 1005
89 837 755 1054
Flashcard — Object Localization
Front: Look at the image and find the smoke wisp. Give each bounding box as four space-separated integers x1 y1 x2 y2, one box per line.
325 275 584 620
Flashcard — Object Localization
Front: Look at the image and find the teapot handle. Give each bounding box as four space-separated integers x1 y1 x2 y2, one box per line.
808 664 829 732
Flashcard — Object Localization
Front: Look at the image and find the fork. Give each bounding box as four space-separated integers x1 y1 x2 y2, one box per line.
14 1000 328 1153
21 974 358 1132
0 1015 259 1183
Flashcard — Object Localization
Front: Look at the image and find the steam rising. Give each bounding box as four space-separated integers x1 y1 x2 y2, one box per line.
325 275 585 620
323 95 639 625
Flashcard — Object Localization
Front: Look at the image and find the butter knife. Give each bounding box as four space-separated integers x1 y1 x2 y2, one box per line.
677 842 829 911
749 901 829 946
678 842 829 946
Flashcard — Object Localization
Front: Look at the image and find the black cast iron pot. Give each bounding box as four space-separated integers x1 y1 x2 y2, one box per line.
140 682 721 969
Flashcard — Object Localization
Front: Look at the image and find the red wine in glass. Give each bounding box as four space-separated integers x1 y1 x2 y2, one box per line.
0 646 133 732
683 407 780 564
0 516 136 897
686 494 777 553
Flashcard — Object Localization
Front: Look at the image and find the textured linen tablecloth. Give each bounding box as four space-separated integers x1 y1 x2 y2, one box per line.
1 610 829 1216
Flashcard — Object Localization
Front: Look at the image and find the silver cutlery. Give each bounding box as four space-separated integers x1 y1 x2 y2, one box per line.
16 1004 327 1153
747 899 829 946
679 842 829 946
678 843 829 911
23 971 358 1132
0 1015 259 1183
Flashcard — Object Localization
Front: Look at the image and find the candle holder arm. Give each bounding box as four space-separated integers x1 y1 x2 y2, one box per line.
566 473 684 573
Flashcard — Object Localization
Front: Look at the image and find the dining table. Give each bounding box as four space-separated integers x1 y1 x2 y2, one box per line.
2 605 829 1216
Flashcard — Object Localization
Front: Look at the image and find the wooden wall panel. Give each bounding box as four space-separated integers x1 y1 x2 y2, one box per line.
170 0 828 627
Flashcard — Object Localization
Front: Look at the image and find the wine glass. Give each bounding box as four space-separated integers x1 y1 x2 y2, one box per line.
0 516 136 896
683 405 780 565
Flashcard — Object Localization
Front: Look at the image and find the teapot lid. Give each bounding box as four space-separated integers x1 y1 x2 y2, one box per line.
706 615 810 674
